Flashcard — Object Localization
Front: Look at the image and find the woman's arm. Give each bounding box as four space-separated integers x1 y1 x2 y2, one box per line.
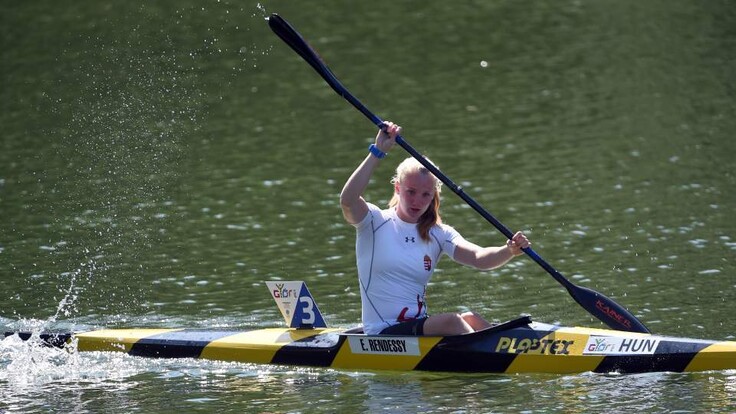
453 231 530 270
339 122 400 224
339 155 380 224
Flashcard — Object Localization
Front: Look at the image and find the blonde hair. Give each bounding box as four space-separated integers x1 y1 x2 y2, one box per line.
389 157 443 242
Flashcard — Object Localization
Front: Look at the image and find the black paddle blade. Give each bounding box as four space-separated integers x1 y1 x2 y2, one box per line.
526 249 650 333
268 13 382 126
569 285 650 333
268 14 343 96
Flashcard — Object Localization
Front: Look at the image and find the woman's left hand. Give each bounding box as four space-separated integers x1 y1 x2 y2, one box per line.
506 231 530 256
375 121 401 154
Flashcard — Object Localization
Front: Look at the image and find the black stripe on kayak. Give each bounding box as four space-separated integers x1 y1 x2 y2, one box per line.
3 331 73 348
271 333 345 367
415 316 536 373
129 330 239 359
593 340 712 373
415 345 519 373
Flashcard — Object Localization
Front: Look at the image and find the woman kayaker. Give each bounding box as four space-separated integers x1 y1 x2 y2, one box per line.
340 121 530 336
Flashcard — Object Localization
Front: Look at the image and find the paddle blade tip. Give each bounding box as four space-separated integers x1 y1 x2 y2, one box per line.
267 13 284 27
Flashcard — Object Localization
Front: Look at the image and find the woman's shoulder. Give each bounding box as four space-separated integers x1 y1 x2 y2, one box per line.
368 201 397 214
432 222 461 238
363 202 395 222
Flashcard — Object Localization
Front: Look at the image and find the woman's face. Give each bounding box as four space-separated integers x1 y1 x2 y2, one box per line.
394 172 436 223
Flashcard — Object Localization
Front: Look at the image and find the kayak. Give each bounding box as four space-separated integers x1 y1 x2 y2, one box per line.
9 316 736 374
5 281 736 374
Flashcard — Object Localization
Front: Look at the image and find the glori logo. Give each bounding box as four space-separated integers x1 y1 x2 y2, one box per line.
587 337 615 353
273 283 297 298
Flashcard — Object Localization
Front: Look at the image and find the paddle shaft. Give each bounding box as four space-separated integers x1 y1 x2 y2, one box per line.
268 13 649 334
331 88 570 286
394 138 567 284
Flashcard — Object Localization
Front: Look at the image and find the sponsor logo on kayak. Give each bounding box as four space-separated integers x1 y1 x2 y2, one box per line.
348 336 421 356
495 337 573 355
583 335 660 355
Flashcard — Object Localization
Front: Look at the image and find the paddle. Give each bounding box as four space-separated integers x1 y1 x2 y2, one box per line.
267 13 650 334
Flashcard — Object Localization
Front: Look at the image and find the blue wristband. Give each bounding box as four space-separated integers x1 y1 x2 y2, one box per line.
368 144 387 159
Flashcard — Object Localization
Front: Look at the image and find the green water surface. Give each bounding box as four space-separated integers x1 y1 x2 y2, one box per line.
2 1 735 412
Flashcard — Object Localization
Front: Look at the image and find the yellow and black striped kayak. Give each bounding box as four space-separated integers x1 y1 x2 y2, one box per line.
9 315 736 374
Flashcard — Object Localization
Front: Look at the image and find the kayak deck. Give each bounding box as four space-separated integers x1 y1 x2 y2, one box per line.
9 316 736 374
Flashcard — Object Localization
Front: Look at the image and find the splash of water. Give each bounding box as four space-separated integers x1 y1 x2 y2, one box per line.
50 257 97 323
0 330 148 409
5 0 280 332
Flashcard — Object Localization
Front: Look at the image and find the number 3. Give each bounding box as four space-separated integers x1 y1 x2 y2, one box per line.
300 296 315 324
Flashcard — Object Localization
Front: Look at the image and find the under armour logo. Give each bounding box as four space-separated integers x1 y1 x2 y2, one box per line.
405 237 415 243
